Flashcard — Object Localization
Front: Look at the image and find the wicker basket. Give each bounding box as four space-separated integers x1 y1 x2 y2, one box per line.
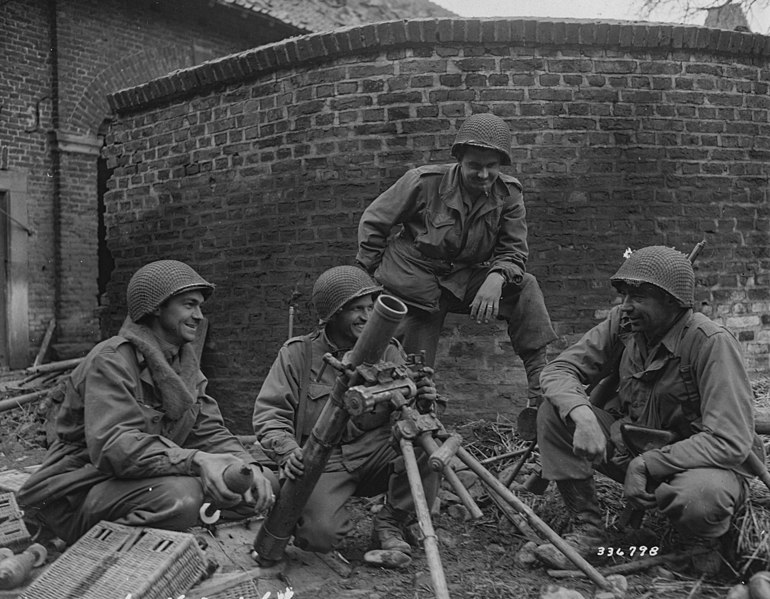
0 492 31 551
198 578 262 599
22 521 207 599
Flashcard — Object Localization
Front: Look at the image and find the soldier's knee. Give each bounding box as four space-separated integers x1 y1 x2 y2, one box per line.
673 500 733 538
146 477 205 528
536 401 561 434
657 477 737 538
169 481 205 516
294 517 347 553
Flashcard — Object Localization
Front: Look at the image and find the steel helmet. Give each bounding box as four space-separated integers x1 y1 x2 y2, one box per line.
127 260 214 322
311 266 382 323
610 246 694 307
451 113 512 166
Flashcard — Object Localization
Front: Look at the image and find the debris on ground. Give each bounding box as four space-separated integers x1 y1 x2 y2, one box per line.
0 376 768 597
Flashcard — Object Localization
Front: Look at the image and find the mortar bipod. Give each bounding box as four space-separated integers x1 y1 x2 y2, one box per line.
347 369 614 597
344 364 475 599
394 403 613 596
342 365 484 524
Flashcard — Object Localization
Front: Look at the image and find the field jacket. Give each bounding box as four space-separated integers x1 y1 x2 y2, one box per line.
356 163 527 312
18 327 253 510
540 306 760 480
253 329 405 472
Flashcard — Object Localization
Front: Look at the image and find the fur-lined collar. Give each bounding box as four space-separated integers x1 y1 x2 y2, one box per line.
118 320 200 420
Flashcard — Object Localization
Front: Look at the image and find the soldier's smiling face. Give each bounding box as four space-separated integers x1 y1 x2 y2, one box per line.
458 146 502 196
616 282 681 343
151 290 205 346
327 294 376 348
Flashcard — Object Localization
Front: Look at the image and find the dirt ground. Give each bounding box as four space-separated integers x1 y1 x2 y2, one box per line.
2 382 768 599
303 422 737 599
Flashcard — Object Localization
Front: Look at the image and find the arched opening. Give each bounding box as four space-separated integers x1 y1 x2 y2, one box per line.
97 150 115 306
96 120 115 337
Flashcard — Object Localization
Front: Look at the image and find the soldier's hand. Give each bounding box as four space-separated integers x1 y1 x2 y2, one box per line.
281 447 305 480
470 272 505 324
570 405 607 464
415 367 438 413
242 465 277 513
623 456 656 509
192 452 244 508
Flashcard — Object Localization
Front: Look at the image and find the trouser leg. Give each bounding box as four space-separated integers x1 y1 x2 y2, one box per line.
83 475 205 532
369 439 440 555
655 468 746 538
385 444 440 517
536 400 618 481
554 478 604 528
395 304 448 368
459 270 557 401
294 468 358 553
342 434 439 519
395 271 556 377
521 346 548 405
293 435 439 553
39 475 207 544
534 403 617 568
35 498 86 545
496 273 557 355
499 274 557 402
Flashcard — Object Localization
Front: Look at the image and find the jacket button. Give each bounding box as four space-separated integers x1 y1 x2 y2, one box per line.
152 415 161 423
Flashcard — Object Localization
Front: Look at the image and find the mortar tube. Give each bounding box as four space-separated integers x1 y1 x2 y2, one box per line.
254 294 407 562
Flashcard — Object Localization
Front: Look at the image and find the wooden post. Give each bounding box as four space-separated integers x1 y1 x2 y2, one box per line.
32 319 56 368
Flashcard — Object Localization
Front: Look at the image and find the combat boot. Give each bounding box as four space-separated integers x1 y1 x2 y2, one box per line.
534 477 606 570
683 536 724 577
371 504 412 556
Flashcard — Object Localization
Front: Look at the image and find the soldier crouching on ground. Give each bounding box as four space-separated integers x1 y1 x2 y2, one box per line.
252 266 441 562
534 246 762 574
18 260 277 544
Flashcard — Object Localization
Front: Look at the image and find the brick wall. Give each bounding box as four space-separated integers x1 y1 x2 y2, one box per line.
0 0 295 363
105 19 770 430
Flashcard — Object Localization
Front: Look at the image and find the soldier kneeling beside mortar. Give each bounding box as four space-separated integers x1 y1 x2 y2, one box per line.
534 245 763 574
252 266 442 564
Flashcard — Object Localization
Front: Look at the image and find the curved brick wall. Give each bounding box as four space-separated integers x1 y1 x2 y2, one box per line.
104 18 770 431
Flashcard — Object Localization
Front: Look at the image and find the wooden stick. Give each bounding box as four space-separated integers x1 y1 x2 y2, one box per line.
478 447 530 465
19 371 46 386
183 567 265 599
484 483 539 542
547 549 699 578
686 574 705 599
400 438 450 599
455 445 613 591
0 389 49 414
25 357 83 374
498 440 535 487
32 319 56 368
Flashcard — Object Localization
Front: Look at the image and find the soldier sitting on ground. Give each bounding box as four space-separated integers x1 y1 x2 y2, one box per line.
252 266 441 563
18 260 277 544
534 245 761 574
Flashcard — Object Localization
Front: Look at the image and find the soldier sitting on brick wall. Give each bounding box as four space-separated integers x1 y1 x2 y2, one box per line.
534 246 761 575
356 112 557 410
18 260 277 544
252 266 441 564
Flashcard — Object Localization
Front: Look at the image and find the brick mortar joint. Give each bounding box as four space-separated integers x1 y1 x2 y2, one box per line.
107 17 770 115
